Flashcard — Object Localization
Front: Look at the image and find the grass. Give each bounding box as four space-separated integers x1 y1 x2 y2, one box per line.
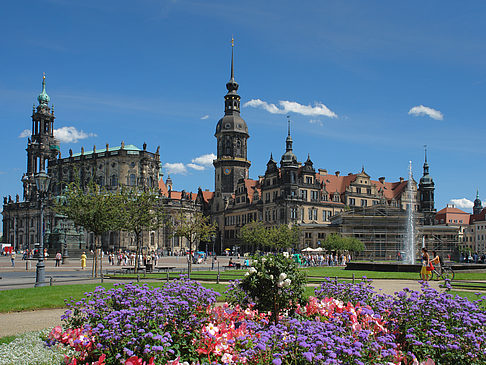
109 266 486 281
449 290 486 308
0 335 18 345
0 282 231 313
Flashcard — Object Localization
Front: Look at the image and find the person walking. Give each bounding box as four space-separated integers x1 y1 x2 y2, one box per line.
10 251 16 267
81 252 87 270
420 247 431 281
55 252 62 267
431 251 442 276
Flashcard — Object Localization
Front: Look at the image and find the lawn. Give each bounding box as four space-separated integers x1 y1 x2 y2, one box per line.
108 266 486 281
0 282 229 313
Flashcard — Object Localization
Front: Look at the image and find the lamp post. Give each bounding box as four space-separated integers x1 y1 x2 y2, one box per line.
34 169 51 287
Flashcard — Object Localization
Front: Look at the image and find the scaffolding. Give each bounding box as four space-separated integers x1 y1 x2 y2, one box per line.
333 205 459 260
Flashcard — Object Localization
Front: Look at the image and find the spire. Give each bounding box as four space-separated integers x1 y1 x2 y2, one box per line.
477 189 480 200
423 145 430 175
230 36 234 81
37 73 50 107
286 115 293 152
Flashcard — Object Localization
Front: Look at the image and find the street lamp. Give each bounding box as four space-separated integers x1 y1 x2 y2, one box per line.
35 169 51 287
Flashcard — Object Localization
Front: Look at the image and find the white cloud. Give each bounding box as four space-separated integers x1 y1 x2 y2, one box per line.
191 153 216 167
19 129 30 138
449 198 474 209
408 105 444 120
187 163 205 171
244 99 337 118
309 119 323 126
163 163 187 175
200 115 209 120
54 126 97 143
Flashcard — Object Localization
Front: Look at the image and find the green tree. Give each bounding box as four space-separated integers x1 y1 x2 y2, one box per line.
345 236 365 256
55 181 122 277
270 224 301 250
323 233 365 257
238 221 269 252
118 187 167 271
173 211 216 277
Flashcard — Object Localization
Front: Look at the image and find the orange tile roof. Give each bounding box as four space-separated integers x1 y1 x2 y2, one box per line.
315 173 358 194
436 206 469 215
158 178 169 197
244 179 261 203
372 180 408 200
201 191 214 203
169 191 197 201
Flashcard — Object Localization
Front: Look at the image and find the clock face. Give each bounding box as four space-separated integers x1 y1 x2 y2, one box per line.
223 167 231 175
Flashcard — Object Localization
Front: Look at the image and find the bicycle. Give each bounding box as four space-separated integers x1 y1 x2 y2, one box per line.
419 265 455 281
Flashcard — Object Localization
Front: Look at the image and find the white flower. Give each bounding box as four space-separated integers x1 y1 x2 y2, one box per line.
269 274 274 280
261 257 266 262
283 252 289 258
277 281 284 288
283 278 292 287
248 267 257 274
244 272 249 276
279 273 287 281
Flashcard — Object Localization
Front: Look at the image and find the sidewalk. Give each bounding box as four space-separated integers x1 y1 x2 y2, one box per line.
0 279 446 338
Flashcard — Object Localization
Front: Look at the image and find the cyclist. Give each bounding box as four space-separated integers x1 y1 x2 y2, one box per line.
431 251 442 276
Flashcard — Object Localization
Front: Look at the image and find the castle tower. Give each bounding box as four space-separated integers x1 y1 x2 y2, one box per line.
418 146 435 225
213 39 251 203
473 190 483 215
23 75 60 200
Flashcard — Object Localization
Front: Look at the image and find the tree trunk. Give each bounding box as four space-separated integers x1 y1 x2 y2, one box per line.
187 239 192 279
134 232 141 272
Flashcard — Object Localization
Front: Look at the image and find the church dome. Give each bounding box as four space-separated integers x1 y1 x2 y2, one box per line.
215 114 249 136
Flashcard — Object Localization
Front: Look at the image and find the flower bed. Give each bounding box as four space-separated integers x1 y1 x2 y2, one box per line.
48 275 486 365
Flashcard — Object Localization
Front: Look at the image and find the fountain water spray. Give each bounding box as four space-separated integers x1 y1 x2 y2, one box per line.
404 161 415 264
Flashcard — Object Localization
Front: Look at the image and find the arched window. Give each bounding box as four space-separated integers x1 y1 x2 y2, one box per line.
111 175 118 187
129 174 136 186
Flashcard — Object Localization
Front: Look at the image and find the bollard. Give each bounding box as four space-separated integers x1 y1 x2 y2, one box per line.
101 273 104 283
25 260 31 271
335 276 338 284
217 272 220 284
137 274 140 283
166 272 169 282
352 273 355 284
49 277 53 286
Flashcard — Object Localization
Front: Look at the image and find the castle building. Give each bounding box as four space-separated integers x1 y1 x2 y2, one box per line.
208 46 444 258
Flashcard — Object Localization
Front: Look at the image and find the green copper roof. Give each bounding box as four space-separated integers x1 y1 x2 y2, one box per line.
70 144 141 157
37 75 50 105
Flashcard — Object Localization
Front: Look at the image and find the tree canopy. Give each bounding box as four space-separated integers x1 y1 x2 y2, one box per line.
323 233 365 253
239 223 301 251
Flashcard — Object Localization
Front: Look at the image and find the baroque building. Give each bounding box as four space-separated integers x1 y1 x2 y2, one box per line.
208 46 445 258
2 76 165 256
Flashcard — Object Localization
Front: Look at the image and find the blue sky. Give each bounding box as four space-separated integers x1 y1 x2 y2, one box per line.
1 0 485 213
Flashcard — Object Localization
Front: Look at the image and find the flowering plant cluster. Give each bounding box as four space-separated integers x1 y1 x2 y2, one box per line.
228 253 306 323
48 276 486 364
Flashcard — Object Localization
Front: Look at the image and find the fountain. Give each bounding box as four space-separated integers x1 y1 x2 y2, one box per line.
403 161 416 264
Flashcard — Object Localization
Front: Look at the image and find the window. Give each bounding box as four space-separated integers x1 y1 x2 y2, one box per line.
322 194 328 201
311 190 319 201
301 190 308 200
290 208 297 219
308 208 312 220
367 188 371 194
129 174 136 186
349 198 356 206
306 176 312 184
356 187 361 194
313 208 318 220
361 200 368 207
305 232 312 239
110 175 118 186
333 194 340 202
300 208 304 220
265 193 270 203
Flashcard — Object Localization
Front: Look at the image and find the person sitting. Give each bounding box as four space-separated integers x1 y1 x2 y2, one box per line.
228 258 234 267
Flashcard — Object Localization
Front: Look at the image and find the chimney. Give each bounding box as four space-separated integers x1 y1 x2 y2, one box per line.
399 177 404 183
106 143 109 152
379 177 385 183
318 169 327 175
335 171 340 177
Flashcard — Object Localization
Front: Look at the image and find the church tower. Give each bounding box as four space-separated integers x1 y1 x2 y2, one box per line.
418 146 435 225
23 75 60 201
213 40 251 203
473 190 483 215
